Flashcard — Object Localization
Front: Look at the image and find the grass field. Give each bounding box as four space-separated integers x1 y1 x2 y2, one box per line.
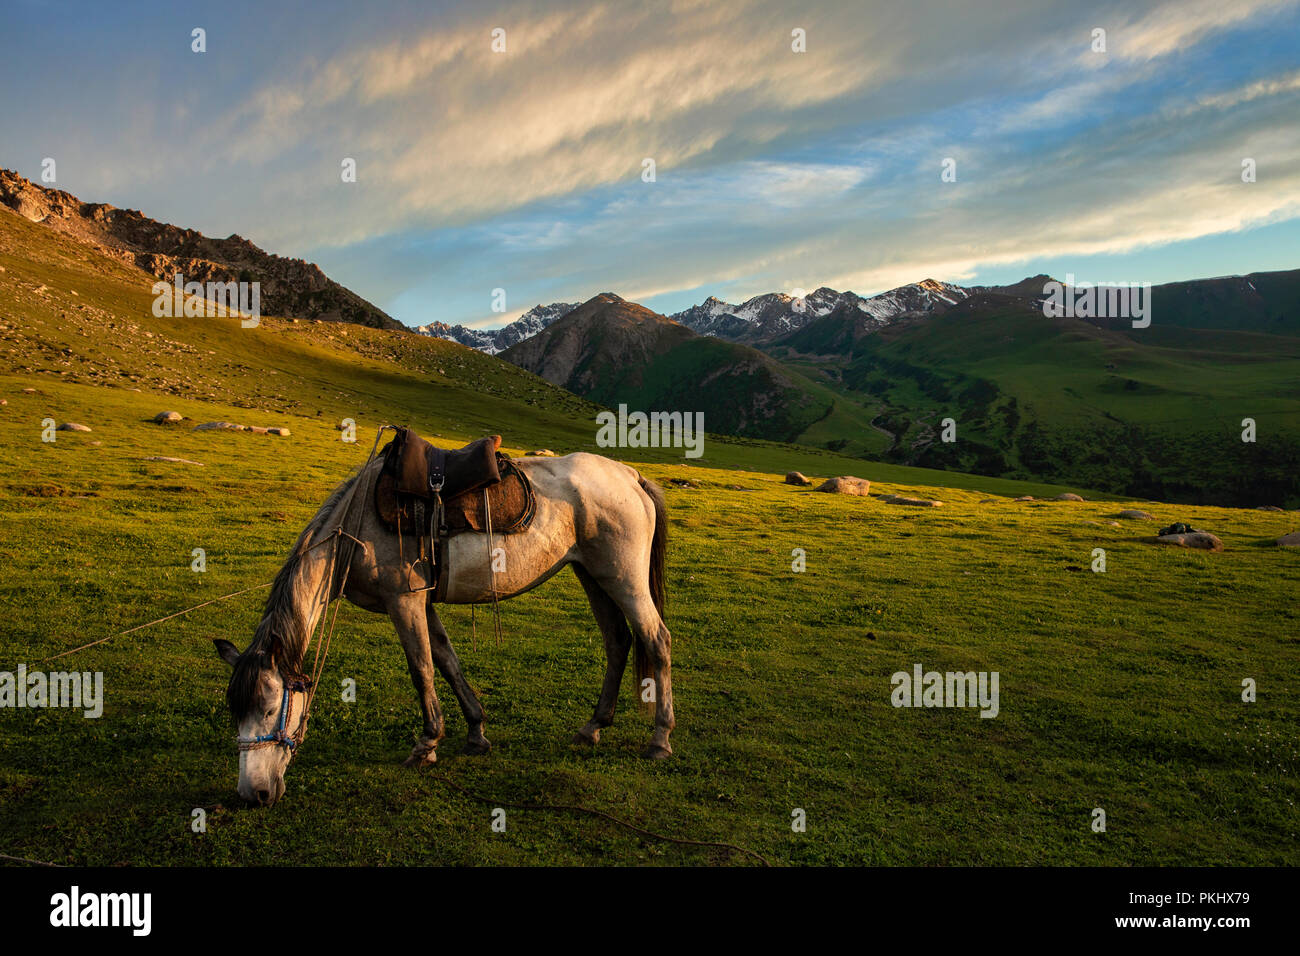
1 377 1297 865
1 208 1297 866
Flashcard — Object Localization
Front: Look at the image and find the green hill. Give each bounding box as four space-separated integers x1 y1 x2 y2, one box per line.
770 289 1300 507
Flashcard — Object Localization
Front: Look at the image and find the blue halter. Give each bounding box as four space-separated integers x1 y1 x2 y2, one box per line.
237 677 314 752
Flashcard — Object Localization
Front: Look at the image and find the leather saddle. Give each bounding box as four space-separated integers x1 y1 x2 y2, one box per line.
373 427 537 599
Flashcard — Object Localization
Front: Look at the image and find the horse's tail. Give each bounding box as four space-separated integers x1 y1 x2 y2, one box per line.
636 476 667 710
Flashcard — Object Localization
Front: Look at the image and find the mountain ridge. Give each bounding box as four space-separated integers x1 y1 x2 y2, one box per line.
0 168 402 330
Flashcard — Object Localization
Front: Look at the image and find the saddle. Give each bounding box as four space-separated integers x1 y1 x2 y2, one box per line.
374 427 537 600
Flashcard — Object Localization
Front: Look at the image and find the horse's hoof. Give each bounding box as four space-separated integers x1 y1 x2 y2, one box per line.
571 729 599 746
403 746 438 768
461 738 491 756
641 744 672 760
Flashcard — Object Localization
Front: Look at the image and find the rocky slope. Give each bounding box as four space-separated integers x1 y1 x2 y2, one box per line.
0 169 401 330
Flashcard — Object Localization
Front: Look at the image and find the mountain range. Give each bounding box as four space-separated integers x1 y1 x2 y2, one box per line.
4 168 1297 506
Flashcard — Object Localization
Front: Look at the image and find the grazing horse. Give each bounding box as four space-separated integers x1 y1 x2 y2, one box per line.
212 450 673 807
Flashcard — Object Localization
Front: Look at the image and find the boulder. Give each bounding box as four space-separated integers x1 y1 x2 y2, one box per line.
1277 532 1300 548
56 422 91 432
814 476 871 496
152 411 183 424
1155 532 1223 552
267 427 290 437
1053 493 1084 501
785 471 812 486
193 421 242 431
1117 509 1154 520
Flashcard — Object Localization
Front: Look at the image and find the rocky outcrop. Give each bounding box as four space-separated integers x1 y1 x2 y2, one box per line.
0 169 400 330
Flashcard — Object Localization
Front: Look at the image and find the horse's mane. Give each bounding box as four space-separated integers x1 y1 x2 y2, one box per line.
226 471 361 719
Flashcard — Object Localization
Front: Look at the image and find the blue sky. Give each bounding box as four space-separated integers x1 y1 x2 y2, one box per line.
2 0 1297 329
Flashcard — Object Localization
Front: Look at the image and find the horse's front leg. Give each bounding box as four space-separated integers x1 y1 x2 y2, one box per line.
386 594 445 766
426 606 491 756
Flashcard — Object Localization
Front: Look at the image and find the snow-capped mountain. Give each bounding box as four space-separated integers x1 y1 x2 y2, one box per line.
669 279 974 344
414 277 1041 354
412 302 578 355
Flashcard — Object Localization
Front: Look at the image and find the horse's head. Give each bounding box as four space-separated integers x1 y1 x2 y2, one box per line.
214 639 311 807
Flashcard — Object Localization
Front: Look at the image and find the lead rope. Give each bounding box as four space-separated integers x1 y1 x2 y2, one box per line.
294 433 384 751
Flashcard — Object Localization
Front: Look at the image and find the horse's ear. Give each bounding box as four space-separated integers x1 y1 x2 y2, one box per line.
213 639 241 668
489 435 501 451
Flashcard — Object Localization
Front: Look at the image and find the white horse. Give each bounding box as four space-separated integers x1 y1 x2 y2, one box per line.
213 451 673 807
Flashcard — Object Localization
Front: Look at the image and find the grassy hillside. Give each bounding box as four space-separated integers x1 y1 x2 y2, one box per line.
772 293 1300 507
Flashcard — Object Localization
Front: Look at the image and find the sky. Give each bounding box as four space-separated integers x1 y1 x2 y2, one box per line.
2 0 1298 329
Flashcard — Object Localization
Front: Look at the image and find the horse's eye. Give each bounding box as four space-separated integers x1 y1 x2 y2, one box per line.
265 709 276 718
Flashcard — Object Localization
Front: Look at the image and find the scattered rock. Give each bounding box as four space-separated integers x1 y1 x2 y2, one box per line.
21 387 36 394
1155 532 1223 552
267 427 290 437
56 422 91 432
1256 505 1284 512
814 476 871 496
248 426 270 434
142 456 204 466
883 495 943 507
1014 496 1035 502
1053 493 1084 501
978 498 997 504
193 421 242 431
1117 509 1154 520
1277 533 1300 547
668 478 698 489
785 471 812 486
526 449 557 456
152 411 183 424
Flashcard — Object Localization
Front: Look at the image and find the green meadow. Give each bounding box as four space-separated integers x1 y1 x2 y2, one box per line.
0 210 1297 865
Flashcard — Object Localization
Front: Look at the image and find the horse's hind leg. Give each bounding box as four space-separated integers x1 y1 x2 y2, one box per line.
425 606 491 755
571 564 633 746
597 582 674 759
627 598 675 759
